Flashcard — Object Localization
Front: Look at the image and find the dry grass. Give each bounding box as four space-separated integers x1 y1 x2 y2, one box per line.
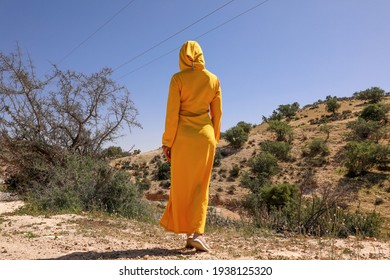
1 203 389 260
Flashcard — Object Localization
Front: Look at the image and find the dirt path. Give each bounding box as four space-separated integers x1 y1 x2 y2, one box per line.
0 200 389 260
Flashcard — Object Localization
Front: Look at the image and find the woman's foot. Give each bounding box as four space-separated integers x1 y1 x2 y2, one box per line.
185 238 194 249
190 234 211 252
185 234 194 249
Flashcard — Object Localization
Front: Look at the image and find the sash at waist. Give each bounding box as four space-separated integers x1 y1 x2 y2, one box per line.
179 110 209 117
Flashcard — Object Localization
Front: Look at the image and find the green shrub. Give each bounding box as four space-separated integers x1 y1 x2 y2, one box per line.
18 152 153 220
242 182 384 237
236 121 253 134
249 152 279 179
243 182 384 237
262 110 282 122
101 146 130 158
302 138 329 157
299 196 383 238
229 164 240 178
213 148 222 167
155 161 171 180
223 126 249 149
243 184 299 231
346 118 383 141
343 209 382 237
135 176 151 192
259 184 299 211
240 171 269 193
262 102 300 121
353 87 385 104
260 140 291 161
359 104 389 123
344 141 390 176
267 120 294 143
277 102 300 120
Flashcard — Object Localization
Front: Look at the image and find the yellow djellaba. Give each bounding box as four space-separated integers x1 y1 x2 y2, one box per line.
160 41 222 235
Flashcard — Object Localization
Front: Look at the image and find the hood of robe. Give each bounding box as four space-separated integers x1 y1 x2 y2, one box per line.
179 41 205 71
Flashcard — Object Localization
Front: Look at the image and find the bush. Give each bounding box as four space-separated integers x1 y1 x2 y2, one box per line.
229 164 240 178
101 146 130 158
344 141 390 176
260 140 291 161
359 104 389 123
223 126 249 149
155 161 171 180
267 120 294 143
213 148 223 167
249 152 279 179
353 87 385 104
262 102 300 121
236 121 253 134
302 138 329 157
346 118 383 141
14 152 153 219
243 182 383 237
259 184 299 211
240 172 269 193
277 102 300 120
343 209 383 237
241 152 279 193
243 184 299 231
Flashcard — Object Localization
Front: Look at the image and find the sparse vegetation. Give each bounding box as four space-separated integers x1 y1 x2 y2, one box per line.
302 138 329 158
344 141 389 177
353 87 386 104
16 152 153 220
102 146 131 159
267 120 294 143
263 102 300 121
346 118 383 141
223 125 249 149
155 160 171 181
260 140 292 161
359 103 389 123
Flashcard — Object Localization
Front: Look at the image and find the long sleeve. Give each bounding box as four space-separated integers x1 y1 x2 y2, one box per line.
162 76 181 148
210 81 222 143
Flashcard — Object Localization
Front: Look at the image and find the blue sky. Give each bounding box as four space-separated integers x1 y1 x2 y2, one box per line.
1 0 390 152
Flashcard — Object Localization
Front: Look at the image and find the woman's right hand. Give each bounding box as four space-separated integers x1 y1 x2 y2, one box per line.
162 145 171 162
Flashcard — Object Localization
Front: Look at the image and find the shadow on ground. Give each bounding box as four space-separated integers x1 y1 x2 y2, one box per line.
44 247 198 260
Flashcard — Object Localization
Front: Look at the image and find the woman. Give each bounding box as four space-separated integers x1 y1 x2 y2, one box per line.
160 41 222 252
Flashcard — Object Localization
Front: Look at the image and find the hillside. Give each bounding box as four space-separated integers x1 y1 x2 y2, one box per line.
117 95 390 234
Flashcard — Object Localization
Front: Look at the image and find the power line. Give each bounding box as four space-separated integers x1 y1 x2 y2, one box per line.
56 0 137 65
118 0 272 79
113 0 236 72
195 0 271 40
117 47 180 79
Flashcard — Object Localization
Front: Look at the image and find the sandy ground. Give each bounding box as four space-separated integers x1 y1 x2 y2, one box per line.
1 200 389 260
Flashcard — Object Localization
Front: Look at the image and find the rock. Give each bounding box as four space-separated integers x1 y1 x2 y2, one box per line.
374 196 384 206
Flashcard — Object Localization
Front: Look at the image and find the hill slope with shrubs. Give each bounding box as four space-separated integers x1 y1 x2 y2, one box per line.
120 89 389 239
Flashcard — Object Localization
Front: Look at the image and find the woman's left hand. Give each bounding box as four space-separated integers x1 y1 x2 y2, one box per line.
162 145 171 162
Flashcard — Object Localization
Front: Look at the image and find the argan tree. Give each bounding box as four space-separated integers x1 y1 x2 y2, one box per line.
325 95 341 115
0 46 141 197
353 87 386 104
